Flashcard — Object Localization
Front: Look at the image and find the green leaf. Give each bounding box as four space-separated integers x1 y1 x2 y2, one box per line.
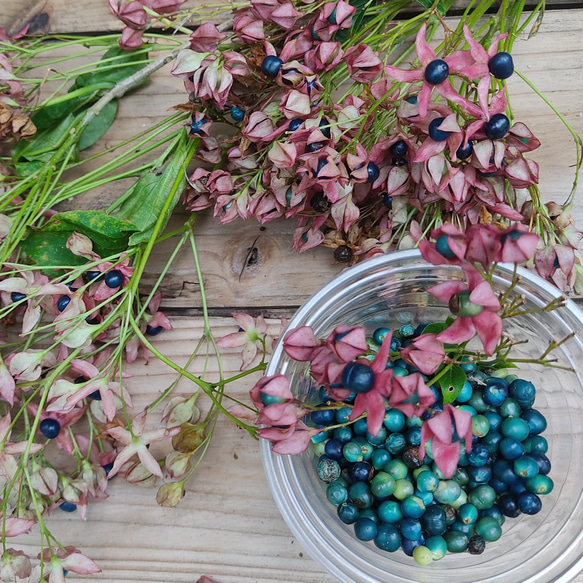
438 365 467 404
415 0 446 15
75 46 148 89
40 210 139 258
78 101 118 150
12 113 76 162
113 134 191 246
13 159 45 178
421 322 449 336
20 230 87 272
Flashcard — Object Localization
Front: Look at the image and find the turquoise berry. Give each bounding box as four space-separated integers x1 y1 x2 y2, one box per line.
373 327 391 345
416 470 439 493
383 408 406 432
509 378 536 409
456 380 474 403
467 389 489 413
444 530 469 553
425 535 448 560
230 106 245 121
450 290 483 317
523 435 549 454
326 482 348 506
475 516 502 542
378 500 403 524
343 441 363 462
513 456 539 479
435 234 456 260
371 471 396 498
459 503 479 524
374 523 402 552
401 495 426 519
472 414 490 438
501 417 530 441
526 474 554 495
349 481 374 508
337 502 359 524
393 478 415 500
434 480 461 505
354 517 378 541
468 485 497 510
371 448 391 469
499 398 522 417
383 459 409 480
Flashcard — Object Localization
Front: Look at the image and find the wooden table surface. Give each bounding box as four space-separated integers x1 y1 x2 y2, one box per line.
2 1 583 582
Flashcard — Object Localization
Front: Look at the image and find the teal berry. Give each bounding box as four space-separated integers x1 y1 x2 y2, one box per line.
371 471 396 498
378 500 403 524
230 106 245 121
326 482 348 506
475 516 502 541
449 290 483 317
513 456 539 479
374 523 402 552
435 234 457 260
425 535 448 560
444 530 469 553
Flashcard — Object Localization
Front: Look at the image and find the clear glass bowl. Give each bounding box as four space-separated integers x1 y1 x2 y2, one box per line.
261 249 583 583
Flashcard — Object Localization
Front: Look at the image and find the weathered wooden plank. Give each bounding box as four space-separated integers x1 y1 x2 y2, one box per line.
1 0 581 35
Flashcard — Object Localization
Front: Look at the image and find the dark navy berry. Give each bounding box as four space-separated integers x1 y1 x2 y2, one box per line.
324 439 344 461
74 376 87 384
59 501 77 513
230 106 245 122
382 193 392 209
57 295 71 312
84 270 101 282
288 118 303 132
389 140 407 158
337 502 359 524
104 269 123 289
366 161 380 183
456 141 473 160
312 157 328 178
521 409 547 434
319 119 331 139
40 418 61 439
348 461 373 482
102 462 115 476
518 492 542 515
146 324 164 336
424 59 449 84
498 493 521 518
305 141 325 153
10 292 26 302
428 118 451 142
421 504 447 535
401 535 425 556
435 234 456 260
88 390 102 401
484 113 511 140
529 452 551 475
509 378 536 409
311 406 335 426
261 55 283 78
341 362 375 393
488 52 514 79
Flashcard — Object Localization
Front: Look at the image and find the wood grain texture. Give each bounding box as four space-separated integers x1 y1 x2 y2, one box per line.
5 4 583 582
0 0 581 34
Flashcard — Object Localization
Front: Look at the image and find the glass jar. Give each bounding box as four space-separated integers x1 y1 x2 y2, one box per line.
261 250 583 583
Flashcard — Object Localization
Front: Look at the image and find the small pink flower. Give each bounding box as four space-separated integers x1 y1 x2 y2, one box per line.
39 546 100 582
420 404 473 478
418 224 467 266
430 264 503 355
216 313 271 370
105 410 180 479
189 22 224 52
0 513 34 538
400 334 445 375
464 223 502 269
385 24 479 118
234 12 265 42
496 225 539 264
283 326 320 361
325 325 368 363
0 413 44 481
345 44 383 83
259 421 324 454
243 112 275 142
388 373 435 418
348 332 395 436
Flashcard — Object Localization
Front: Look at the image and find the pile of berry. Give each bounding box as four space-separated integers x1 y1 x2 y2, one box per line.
309 326 554 565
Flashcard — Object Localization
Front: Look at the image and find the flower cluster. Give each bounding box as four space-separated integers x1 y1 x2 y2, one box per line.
149 7 583 290
108 0 187 49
